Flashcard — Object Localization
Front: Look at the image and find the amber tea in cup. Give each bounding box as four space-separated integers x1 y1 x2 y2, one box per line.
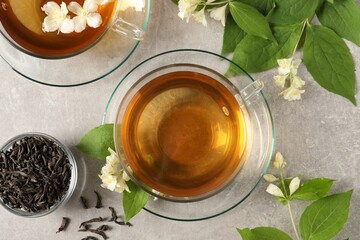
119 70 250 199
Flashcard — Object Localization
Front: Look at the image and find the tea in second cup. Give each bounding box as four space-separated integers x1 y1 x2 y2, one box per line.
0 0 144 58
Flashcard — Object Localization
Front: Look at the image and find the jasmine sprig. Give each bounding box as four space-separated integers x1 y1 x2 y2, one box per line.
77 124 150 223
238 152 353 240
174 0 360 105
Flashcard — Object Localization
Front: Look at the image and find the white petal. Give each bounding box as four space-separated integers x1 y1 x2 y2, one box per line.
42 15 62 32
41 1 60 15
60 18 75 33
192 8 207 26
273 152 286 170
86 13 102 28
292 58 302 69
73 16 87 32
281 86 305 101
68 1 84 16
278 67 290 76
292 75 305 89
122 170 131 181
274 75 287 88
178 0 197 22
277 58 292 68
289 177 301 195
60 2 69 16
264 174 279 183
266 184 285 198
84 0 98 12
208 4 227 26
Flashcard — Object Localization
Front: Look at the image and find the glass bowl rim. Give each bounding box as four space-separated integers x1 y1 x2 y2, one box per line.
102 48 275 221
0 132 78 218
0 0 151 88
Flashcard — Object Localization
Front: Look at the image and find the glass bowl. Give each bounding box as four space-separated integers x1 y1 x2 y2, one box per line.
0 0 150 87
102 49 275 221
0 132 78 217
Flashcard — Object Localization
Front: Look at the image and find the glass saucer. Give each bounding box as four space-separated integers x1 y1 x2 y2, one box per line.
102 49 275 221
0 0 150 87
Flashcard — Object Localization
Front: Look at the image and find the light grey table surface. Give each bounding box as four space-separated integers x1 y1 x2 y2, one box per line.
1 1 360 239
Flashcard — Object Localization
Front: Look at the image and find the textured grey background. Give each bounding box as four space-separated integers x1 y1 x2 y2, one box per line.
0 1 359 239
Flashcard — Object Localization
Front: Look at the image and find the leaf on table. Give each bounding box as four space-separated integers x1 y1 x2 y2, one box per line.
237 227 292 240
292 178 334 201
229 1 275 41
123 180 150 223
317 0 360 46
267 0 320 24
300 190 353 240
227 22 302 75
222 14 246 55
76 124 115 160
238 0 275 15
303 25 356 105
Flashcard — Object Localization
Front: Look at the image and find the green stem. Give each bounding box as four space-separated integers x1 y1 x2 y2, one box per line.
291 20 307 59
287 202 301 240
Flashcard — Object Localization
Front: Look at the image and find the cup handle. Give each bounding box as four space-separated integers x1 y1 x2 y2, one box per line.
111 17 145 40
239 80 264 104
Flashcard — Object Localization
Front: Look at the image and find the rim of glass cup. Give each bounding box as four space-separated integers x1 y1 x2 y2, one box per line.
102 49 275 221
0 0 151 87
0 132 78 218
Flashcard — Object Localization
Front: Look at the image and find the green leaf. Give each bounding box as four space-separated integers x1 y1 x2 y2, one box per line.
237 227 292 240
239 0 275 15
300 190 353 240
317 0 360 46
123 181 150 223
222 15 247 55
267 0 320 24
171 0 179 4
303 25 356 105
292 178 334 201
229 1 275 41
76 124 115 160
228 22 302 75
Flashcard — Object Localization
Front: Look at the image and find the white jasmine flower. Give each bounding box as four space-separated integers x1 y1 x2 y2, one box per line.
280 85 305 101
101 163 117 175
274 75 287 88
100 173 117 191
99 148 131 193
106 147 120 166
41 1 75 34
266 184 285 198
291 75 305 89
178 0 201 22
208 4 228 26
289 177 301 195
115 172 131 193
273 152 287 170
264 174 279 183
68 0 102 33
192 7 207 26
277 58 301 76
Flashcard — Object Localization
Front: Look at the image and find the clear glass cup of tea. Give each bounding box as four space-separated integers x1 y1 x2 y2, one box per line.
0 0 145 58
103 49 274 220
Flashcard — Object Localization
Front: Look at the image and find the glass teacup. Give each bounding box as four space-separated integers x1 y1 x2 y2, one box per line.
0 0 150 86
103 50 274 217
0 0 145 59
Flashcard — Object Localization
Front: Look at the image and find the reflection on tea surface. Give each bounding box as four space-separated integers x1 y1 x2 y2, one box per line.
0 0 116 57
121 71 247 197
